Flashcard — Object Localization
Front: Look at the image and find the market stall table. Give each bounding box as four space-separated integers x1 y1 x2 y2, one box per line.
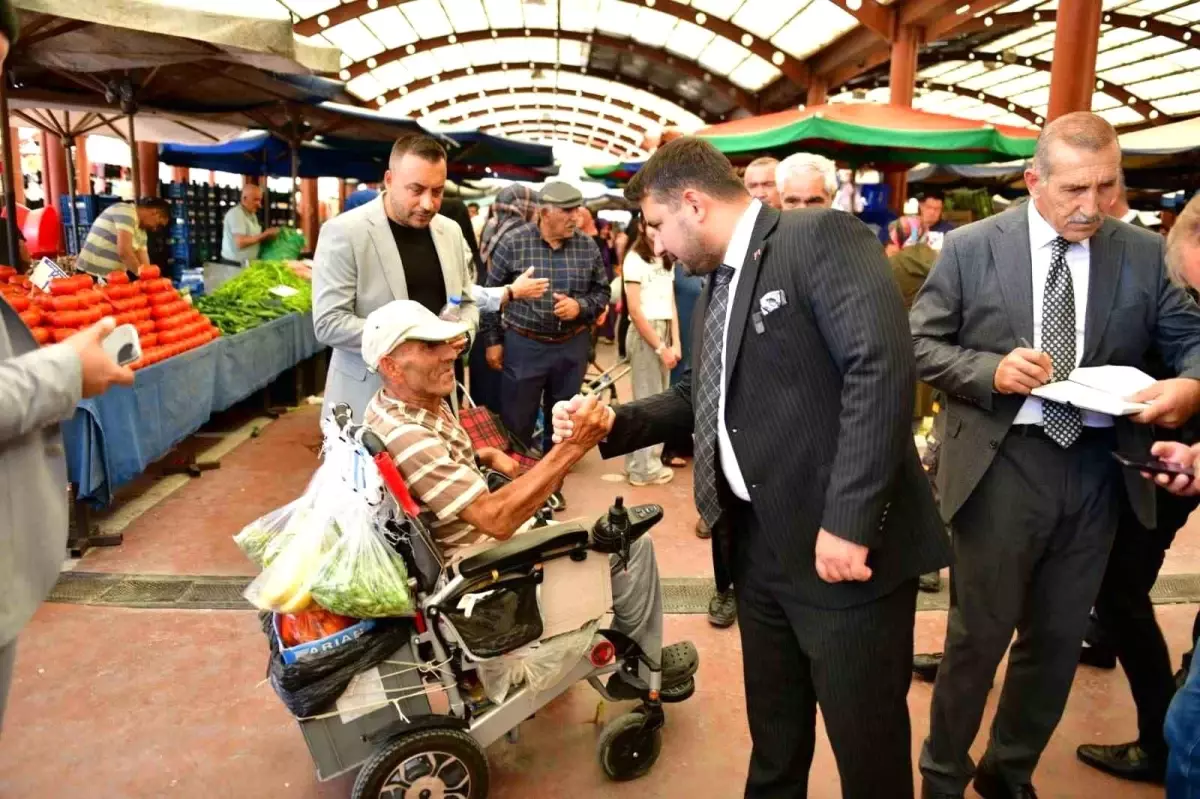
64 313 324 516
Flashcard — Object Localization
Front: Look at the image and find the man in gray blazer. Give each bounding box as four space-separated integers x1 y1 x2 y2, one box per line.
912 112 1200 799
1 309 134 729
313 135 479 421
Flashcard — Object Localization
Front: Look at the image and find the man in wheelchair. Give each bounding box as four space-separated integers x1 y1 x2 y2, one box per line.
359 300 699 701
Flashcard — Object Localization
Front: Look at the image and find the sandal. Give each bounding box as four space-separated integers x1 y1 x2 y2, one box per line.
660 641 699 685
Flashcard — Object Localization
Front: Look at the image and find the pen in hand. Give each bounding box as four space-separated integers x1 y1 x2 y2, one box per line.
1018 337 1056 384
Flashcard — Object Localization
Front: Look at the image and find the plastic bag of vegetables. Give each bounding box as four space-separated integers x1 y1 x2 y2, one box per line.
309 504 415 618
244 508 341 614
259 227 306 261
233 469 330 567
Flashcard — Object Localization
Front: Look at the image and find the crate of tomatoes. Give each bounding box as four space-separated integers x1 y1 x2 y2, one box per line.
0 264 222 369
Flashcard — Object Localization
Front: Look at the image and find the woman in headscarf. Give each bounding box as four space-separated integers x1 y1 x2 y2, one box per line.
471 184 538 415
479 184 537 264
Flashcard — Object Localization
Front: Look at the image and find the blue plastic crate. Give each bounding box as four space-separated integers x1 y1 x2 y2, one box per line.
58 194 120 225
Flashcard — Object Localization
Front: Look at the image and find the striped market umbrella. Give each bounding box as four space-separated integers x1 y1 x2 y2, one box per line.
697 103 1039 167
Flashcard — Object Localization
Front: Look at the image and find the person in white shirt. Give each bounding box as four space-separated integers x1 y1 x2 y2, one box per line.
221 184 278 264
621 219 680 486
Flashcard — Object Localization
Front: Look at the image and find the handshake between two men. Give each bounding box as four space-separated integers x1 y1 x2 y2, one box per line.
550 395 875 585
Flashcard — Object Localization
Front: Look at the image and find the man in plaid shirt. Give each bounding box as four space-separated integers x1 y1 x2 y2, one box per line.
481 183 610 463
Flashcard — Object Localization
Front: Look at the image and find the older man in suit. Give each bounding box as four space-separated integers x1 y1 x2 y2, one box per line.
912 112 1200 799
554 137 950 798
313 135 479 420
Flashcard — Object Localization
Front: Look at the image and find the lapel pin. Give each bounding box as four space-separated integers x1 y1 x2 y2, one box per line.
753 248 762 261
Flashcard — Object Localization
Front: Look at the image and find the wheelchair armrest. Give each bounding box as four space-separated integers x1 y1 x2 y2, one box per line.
455 522 589 580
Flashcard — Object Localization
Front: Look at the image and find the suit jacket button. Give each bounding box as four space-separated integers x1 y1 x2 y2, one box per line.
988 439 999 449
731 428 738 434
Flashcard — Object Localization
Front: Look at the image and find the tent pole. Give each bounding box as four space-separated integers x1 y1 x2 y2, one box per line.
0 70 19 269
127 114 140 199
289 141 298 227
261 147 269 229
63 136 80 252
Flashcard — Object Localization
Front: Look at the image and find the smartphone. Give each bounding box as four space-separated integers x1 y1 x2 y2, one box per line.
1111 451 1195 477
101 323 142 367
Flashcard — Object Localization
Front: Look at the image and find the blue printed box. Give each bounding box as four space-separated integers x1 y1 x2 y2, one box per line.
273 615 376 665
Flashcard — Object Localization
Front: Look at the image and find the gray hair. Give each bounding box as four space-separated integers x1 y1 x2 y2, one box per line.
1166 193 1200 289
1032 112 1118 178
775 152 838 197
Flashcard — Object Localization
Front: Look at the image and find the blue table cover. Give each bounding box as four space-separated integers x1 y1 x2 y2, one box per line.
65 313 323 506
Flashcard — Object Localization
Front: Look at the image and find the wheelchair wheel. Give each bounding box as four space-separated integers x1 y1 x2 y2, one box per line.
597 711 663 782
351 728 489 799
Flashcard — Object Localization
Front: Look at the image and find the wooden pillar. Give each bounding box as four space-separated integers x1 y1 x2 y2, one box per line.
886 24 921 213
171 166 189 183
136 141 159 198
300 177 319 250
7 127 23 206
73 136 89 195
337 178 348 213
1047 0 1102 121
41 132 68 214
806 76 828 107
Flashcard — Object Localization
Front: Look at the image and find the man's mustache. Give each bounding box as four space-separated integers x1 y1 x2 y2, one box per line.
1068 213 1101 225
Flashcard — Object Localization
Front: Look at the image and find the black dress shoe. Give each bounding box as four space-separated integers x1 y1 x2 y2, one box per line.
1078 641 1117 670
708 589 736 628
913 652 943 682
973 767 1037 799
1076 741 1165 783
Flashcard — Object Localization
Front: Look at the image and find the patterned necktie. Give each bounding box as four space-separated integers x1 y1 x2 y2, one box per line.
693 265 736 528
1041 236 1083 448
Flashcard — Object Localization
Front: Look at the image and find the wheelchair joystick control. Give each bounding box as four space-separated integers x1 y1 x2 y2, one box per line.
592 495 633 569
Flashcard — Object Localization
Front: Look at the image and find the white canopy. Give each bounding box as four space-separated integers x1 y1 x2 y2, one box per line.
1119 116 1200 155
12 0 341 75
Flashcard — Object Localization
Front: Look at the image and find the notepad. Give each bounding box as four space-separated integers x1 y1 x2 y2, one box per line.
1031 365 1157 416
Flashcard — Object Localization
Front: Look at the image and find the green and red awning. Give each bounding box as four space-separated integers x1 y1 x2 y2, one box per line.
696 103 1039 167
583 161 644 187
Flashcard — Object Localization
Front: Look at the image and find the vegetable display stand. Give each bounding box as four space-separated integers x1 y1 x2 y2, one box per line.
67 484 122 558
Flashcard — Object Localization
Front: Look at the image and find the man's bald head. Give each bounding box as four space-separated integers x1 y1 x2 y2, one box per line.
241 183 264 213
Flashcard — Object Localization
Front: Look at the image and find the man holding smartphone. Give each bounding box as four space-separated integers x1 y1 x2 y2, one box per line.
480 183 610 473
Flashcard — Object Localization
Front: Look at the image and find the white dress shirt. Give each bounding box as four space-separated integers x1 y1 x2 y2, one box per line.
1013 201 1112 427
716 199 761 501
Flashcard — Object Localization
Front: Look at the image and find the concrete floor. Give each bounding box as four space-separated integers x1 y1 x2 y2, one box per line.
1 398 1196 798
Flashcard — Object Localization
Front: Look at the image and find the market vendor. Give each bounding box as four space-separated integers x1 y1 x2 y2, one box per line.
360 299 699 701
74 197 170 277
220 184 279 265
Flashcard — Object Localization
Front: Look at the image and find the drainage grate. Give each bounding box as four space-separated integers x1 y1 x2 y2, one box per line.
48 571 1200 612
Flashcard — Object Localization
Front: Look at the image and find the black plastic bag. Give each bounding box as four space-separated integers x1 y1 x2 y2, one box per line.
438 571 543 660
261 612 413 718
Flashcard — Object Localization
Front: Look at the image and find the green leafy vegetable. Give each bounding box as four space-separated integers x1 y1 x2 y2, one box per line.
196 260 312 335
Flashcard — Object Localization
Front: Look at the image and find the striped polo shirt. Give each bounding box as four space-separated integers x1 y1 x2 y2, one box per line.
76 203 145 276
364 390 489 554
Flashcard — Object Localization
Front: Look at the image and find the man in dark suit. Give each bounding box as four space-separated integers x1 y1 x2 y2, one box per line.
911 112 1200 799
553 137 950 798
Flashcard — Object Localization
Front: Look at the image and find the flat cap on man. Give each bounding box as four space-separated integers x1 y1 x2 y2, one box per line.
539 182 583 209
